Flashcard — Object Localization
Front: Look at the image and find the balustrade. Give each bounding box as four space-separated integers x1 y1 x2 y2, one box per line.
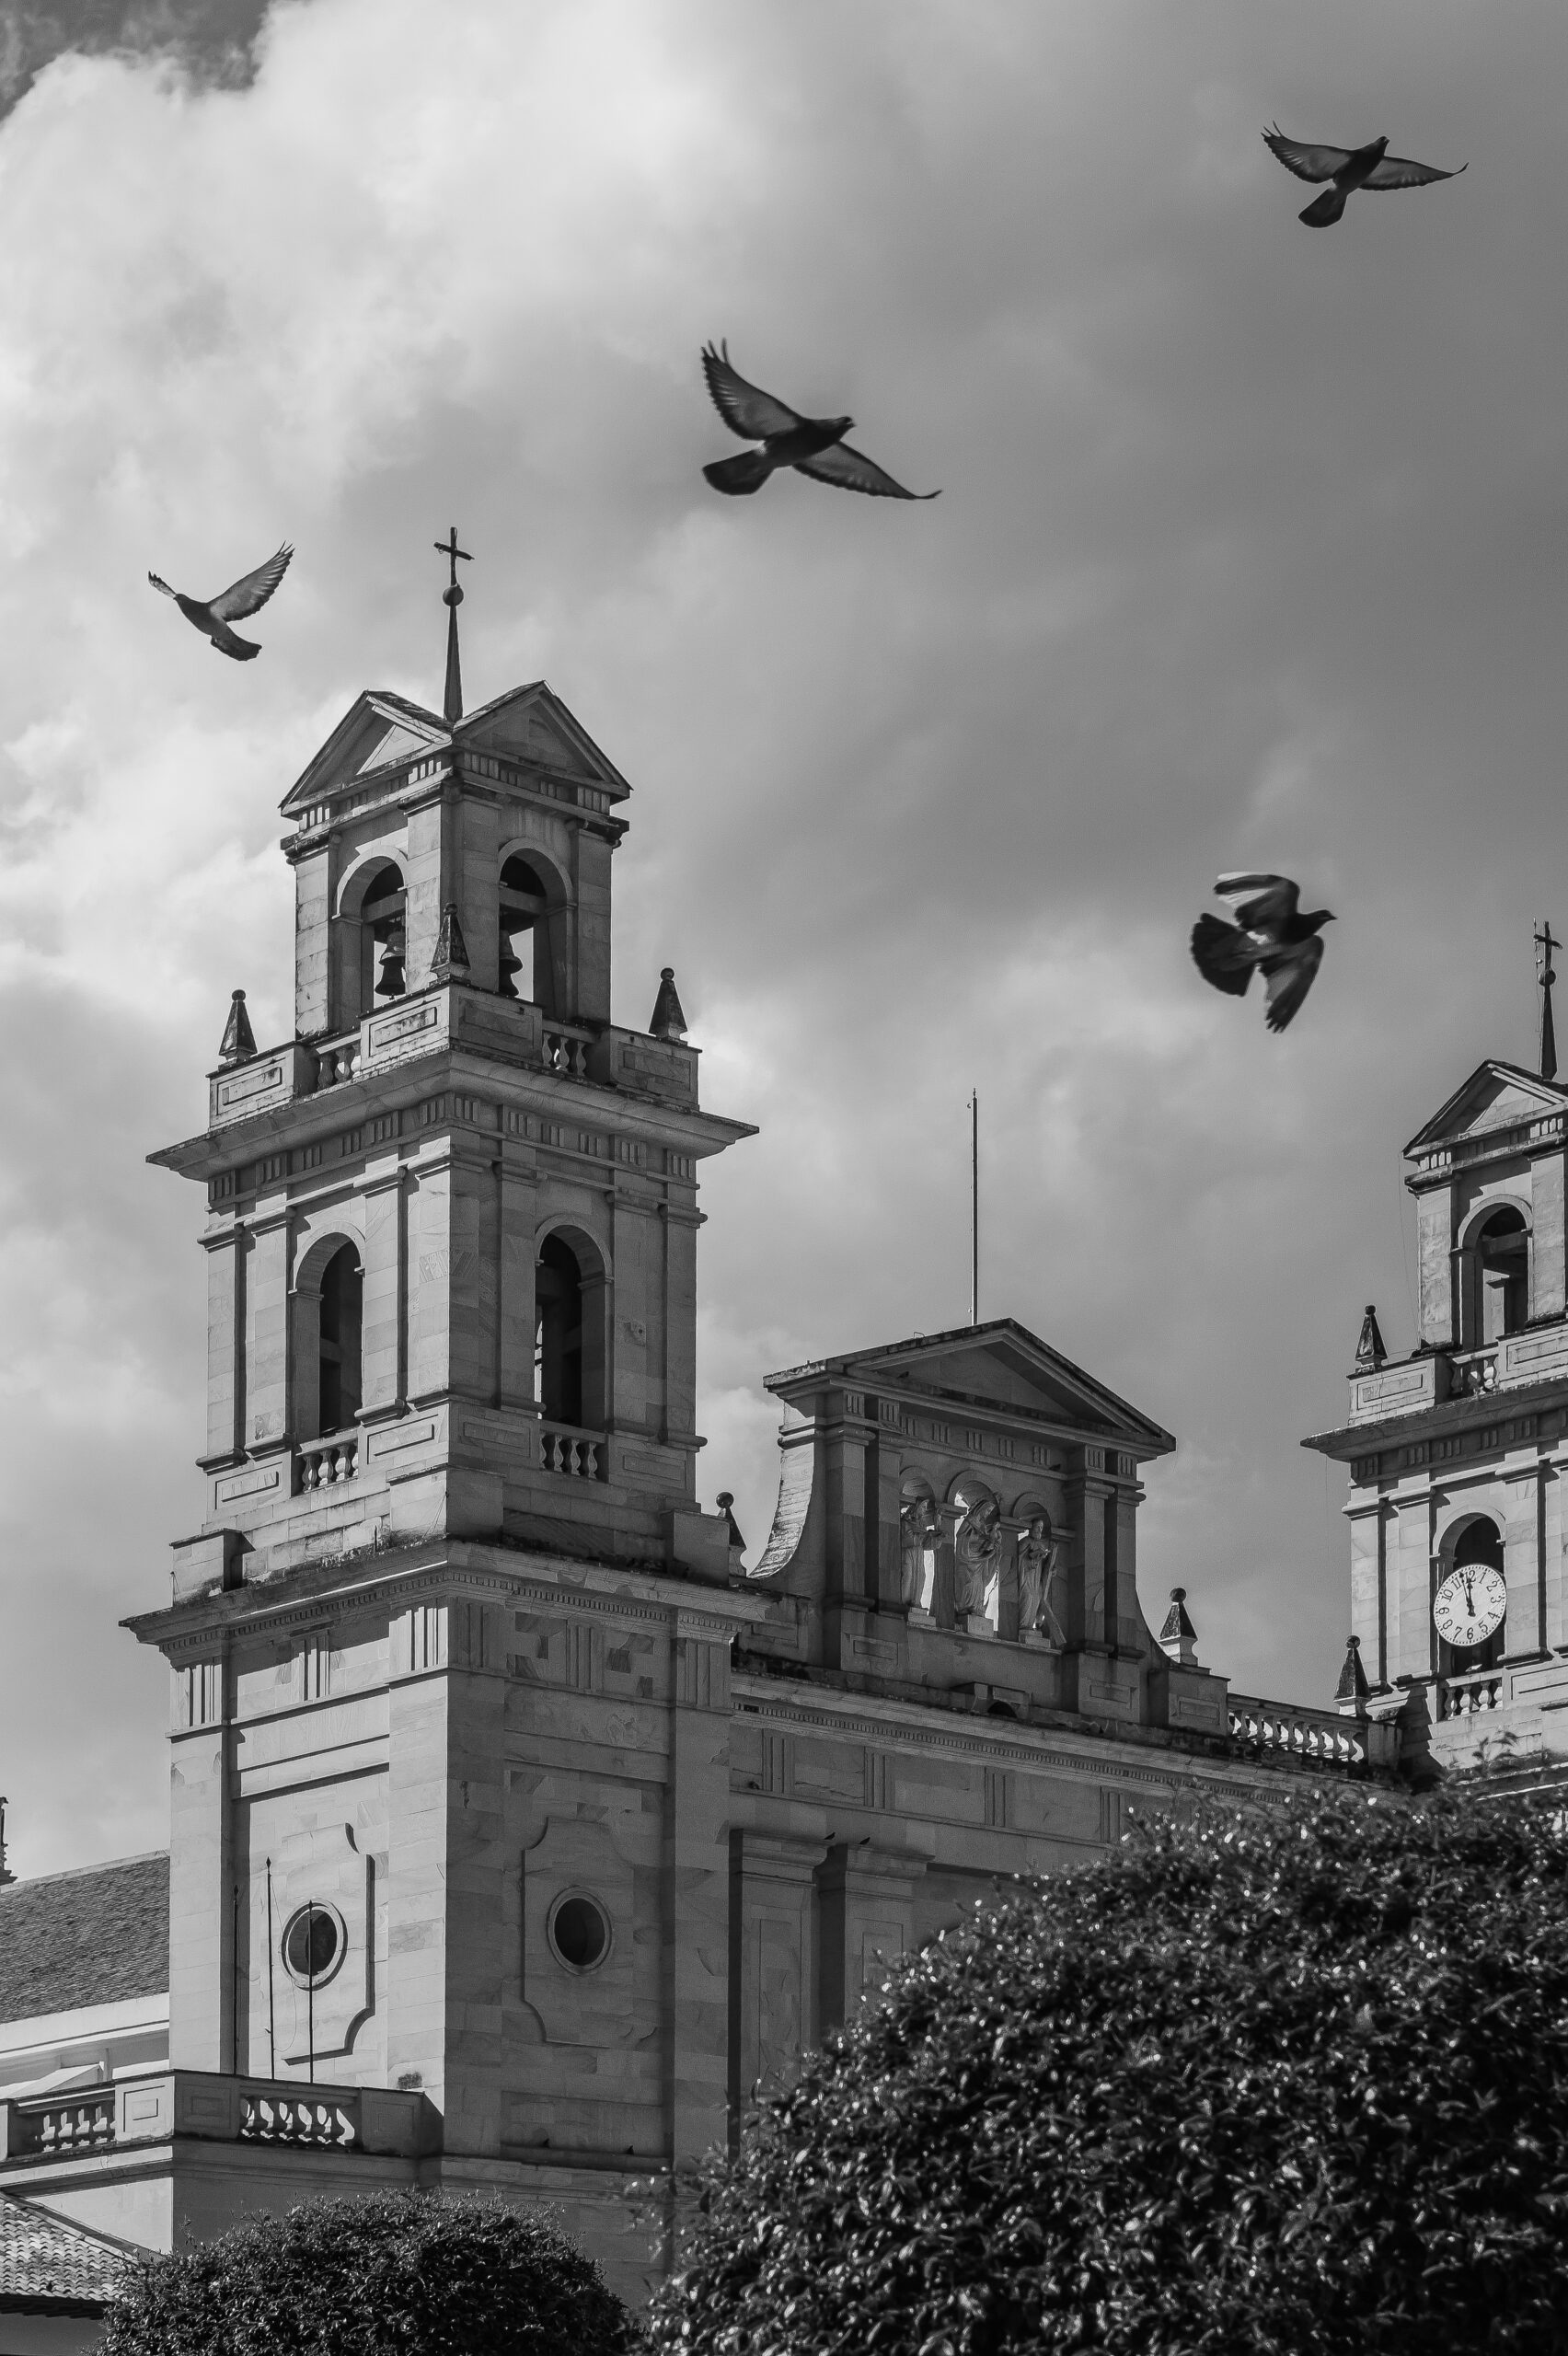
1437 1670 1504 1720
0 2069 433 2165
1228 1696 1369 1768
312 1031 360 1091
35 2096 114 2153
298 1431 359 1491
540 1422 603 1479
1447 1345 1498 1398
541 1026 592 1079
239 2090 356 2147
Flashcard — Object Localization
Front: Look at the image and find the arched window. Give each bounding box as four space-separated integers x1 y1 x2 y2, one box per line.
317 1243 363 1436
535 1234 583 1427
359 862 407 1010
1441 1517 1506 1674
1474 1207 1528 1341
500 854 548 1010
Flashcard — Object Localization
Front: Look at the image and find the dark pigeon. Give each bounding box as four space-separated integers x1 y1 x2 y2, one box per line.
700 342 939 500
1262 125 1466 226
148 543 294 660
1191 873 1334 1033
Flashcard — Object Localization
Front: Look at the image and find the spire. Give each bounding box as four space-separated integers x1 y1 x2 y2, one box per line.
1354 1304 1387 1372
218 988 257 1065
1537 919 1559 1083
1158 1587 1199 1667
649 966 687 1040
1334 1632 1371 1708
433 525 472 726
430 902 472 985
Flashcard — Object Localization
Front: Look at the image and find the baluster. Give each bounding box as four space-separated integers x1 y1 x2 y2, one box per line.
584 1440 599 1479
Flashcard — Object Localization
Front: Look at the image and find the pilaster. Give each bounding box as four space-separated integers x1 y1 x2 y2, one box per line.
667 1621 732 2170
816 1842 928 2040
727 1827 828 2144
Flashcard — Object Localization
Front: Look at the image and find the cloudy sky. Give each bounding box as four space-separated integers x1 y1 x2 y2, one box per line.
3 0 1563 1877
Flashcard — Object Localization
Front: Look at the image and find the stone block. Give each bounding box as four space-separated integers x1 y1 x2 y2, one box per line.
171 1530 248 1601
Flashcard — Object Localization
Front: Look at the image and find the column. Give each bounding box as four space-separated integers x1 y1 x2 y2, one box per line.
497 1150 538 1411
167 1648 233 2071
386 1601 451 2109
816 1842 928 2040
1503 1464 1547 1660
202 1229 244 1465
442 1609 507 2156
660 1201 701 1450
360 1168 407 1418
244 1211 294 1455
668 1620 732 2169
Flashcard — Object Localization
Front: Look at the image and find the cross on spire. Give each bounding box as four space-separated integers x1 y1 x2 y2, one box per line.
433 526 472 725
1537 918 1560 1084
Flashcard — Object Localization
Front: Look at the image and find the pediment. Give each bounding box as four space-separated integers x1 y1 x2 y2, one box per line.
280 691 448 817
767 1318 1174 1460
1404 1061 1568 1158
455 683 630 801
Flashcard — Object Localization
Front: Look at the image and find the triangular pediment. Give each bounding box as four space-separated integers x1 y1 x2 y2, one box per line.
455 683 630 801
281 691 449 817
1404 1061 1568 1158
767 1318 1174 1460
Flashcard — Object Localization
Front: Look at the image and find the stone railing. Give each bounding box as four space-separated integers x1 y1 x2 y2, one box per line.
541 1022 594 1079
311 1029 362 1091
540 1421 604 1479
1228 1695 1399 1773
1436 1669 1504 1720
297 1430 359 1491
0 2070 436 2166
1447 1344 1499 1400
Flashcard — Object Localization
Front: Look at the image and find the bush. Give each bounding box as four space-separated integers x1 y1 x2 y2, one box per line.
102 2187 631 2356
647 1790 1568 2356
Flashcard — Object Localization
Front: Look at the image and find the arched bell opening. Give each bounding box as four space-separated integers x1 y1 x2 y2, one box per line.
335 855 407 1031
500 853 548 1011
1458 1201 1531 1346
292 1235 364 1461
1435 1513 1506 1677
534 1226 608 1445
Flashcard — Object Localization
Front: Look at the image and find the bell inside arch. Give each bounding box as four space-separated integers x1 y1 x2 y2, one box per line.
499 920 523 1000
375 924 406 999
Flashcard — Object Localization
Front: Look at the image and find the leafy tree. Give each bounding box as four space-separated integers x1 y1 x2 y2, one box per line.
102 2187 630 2356
646 1790 1568 2356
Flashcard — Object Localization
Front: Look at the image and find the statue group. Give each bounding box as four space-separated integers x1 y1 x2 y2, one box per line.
897 1496 1065 1645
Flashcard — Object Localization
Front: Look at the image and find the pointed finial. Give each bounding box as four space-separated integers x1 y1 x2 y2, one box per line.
1354 1304 1387 1372
717 1491 746 1559
1158 1586 1199 1667
430 902 472 985
650 966 687 1040
0 1797 15 1888
1334 1632 1371 1707
433 526 472 726
1537 920 1560 1083
219 988 257 1065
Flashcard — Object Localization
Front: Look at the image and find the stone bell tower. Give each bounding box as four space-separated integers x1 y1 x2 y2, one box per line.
126 571 756 2284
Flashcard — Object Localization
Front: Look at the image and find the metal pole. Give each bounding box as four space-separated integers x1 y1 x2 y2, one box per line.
231 1882 240 2077
265 1861 275 2079
971 1091 979 1327
306 1900 316 2084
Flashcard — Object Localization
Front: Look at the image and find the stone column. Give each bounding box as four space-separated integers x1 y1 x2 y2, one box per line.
202 1228 245 1466
245 1210 294 1458
360 1167 407 1420
728 1829 828 2145
1504 1464 1547 1660
167 1646 233 2072
497 1150 538 1412
660 1201 701 1461
1347 1493 1390 1688
816 1842 928 2040
668 1619 732 2170
442 1601 507 2156
1531 1147 1567 1322
386 1600 452 2109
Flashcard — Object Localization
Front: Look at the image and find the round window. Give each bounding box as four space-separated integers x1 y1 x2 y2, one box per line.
281 1901 344 1988
548 1892 610 1973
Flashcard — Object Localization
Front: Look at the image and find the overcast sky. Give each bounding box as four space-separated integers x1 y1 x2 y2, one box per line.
3 0 1563 1877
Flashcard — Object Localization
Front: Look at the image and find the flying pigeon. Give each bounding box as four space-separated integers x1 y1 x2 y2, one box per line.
1262 126 1466 226
1191 873 1334 1034
147 543 294 660
699 341 940 500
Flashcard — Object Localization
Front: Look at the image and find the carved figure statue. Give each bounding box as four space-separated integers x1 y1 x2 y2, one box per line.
1017 1513 1066 1646
899 1496 937 1608
953 1496 1002 1617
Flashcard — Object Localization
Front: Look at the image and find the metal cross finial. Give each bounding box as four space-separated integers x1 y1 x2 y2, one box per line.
433 526 472 724
1537 919 1560 1084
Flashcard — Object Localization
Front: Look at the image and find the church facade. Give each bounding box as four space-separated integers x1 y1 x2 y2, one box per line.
0 664 1390 2314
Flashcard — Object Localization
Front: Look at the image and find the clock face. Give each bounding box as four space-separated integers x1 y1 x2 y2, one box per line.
1433 1564 1507 1650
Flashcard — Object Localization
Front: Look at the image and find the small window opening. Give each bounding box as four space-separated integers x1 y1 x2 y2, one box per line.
361 861 406 1005
282 1901 342 1987
1476 1207 1528 1341
500 854 548 1007
548 1892 609 1972
535 1234 582 1426
318 1243 363 1436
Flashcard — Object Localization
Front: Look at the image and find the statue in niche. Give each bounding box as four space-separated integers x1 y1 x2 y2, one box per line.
953 1496 1002 1618
1017 1513 1066 1647
899 1496 938 1609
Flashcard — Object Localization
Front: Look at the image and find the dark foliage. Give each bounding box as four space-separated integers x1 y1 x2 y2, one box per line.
101 2187 631 2356
646 1791 1568 2356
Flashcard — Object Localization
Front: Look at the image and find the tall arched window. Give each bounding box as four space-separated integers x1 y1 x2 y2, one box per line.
317 1243 363 1435
1474 1207 1528 1341
500 854 548 1010
1442 1517 1506 1674
359 862 406 1010
535 1234 583 1426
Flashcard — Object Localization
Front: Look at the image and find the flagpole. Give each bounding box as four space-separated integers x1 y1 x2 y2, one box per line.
971 1091 979 1327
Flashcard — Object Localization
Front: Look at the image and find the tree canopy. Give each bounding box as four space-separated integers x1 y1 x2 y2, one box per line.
646 1788 1568 2356
101 2187 630 2356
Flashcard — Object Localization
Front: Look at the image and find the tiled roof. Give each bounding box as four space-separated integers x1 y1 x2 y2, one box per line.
0 1853 167 2023
0 2195 129 2313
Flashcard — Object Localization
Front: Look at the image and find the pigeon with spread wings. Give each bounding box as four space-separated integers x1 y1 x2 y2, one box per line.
700 342 939 500
148 543 294 660
1262 125 1466 225
1191 873 1334 1034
